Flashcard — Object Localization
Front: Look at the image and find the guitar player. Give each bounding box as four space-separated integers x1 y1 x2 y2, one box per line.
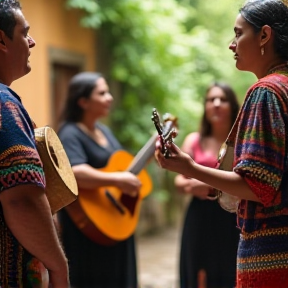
58 71 141 288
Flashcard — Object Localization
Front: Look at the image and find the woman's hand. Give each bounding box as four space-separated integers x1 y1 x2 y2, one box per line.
175 176 212 200
113 171 142 197
155 139 195 178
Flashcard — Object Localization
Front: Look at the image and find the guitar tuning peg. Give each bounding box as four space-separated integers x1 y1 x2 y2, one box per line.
151 108 163 135
151 108 178 158
163 113 178 128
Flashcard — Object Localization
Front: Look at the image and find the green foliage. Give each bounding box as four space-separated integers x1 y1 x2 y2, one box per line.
65 0 257 218
66 0 255 151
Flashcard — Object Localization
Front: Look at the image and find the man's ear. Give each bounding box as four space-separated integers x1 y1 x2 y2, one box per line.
0 30 6 48
260 25 272 46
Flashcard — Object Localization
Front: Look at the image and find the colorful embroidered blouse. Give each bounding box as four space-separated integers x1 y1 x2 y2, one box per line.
231 64 288 288
233 65 288 233
0 84 46 288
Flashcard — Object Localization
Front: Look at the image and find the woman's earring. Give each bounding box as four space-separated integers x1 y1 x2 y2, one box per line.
261 47 265 56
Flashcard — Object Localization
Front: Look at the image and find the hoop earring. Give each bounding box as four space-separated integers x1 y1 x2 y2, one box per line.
261 47 265 56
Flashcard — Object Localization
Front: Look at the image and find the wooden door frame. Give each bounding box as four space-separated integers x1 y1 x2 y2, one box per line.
49 47 86 129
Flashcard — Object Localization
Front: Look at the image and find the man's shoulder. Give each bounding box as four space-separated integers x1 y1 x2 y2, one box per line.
0 83 8 90
0 83 11 98
0 84 21 104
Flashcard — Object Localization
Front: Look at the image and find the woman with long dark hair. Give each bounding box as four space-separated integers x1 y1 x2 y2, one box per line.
58 72 141 288
176 82 240 288
156 1 288 287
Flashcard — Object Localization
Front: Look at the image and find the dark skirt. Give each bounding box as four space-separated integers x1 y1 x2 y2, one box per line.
180 198 239 288
59 209 138 288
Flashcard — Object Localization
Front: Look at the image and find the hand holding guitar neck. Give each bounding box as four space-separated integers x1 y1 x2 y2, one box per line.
151 108 178 158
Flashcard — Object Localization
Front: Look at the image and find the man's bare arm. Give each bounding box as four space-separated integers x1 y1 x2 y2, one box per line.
0 184 69 287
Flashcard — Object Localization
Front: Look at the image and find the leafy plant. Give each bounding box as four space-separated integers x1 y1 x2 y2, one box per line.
66 0 254 150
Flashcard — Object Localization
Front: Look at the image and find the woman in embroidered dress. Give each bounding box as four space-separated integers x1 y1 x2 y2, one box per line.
155 0 288 287
176 82 240 288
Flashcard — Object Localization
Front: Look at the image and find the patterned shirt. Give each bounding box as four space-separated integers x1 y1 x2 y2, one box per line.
233 67 288 233
231 65 288 287
0 83 46 288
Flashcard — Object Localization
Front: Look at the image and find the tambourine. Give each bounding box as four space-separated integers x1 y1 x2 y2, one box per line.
208 142 239 213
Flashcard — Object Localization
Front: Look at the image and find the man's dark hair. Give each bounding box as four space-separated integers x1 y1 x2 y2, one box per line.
0 0 21 39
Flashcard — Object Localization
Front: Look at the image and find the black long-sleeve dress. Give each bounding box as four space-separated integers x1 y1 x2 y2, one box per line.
58 122 137 288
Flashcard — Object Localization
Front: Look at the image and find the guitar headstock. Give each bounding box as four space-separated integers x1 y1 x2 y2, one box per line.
151 108 178 158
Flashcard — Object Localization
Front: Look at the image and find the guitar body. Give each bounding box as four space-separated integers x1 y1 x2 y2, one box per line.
34 126 78 214
66 150 152 245
65 110 177 245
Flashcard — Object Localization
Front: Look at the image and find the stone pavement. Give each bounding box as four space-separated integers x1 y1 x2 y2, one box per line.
136 226 181 288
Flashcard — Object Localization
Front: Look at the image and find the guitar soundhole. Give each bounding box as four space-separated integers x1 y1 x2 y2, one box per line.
49 145 59 168
105 190 138 216
105 190 125 214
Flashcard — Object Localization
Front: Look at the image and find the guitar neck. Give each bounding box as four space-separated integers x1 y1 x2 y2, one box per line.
128 133 158 175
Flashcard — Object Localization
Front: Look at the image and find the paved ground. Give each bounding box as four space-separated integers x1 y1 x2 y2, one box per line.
136 226 181 288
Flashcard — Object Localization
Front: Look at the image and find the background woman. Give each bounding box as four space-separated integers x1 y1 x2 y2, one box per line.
155 0 288 287
58 72 141 288
175 82 240 288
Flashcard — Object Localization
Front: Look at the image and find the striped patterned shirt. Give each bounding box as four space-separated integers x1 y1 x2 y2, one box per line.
232 64 288 287
0 84 46 288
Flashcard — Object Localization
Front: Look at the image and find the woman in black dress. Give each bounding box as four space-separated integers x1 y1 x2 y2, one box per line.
175 83 240 288
58 72 141 288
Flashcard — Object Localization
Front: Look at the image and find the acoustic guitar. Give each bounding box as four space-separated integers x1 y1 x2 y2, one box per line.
34 126 78 214
65 111 177 245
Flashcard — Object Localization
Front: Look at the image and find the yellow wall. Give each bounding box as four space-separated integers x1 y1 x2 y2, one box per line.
11 0 97 126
